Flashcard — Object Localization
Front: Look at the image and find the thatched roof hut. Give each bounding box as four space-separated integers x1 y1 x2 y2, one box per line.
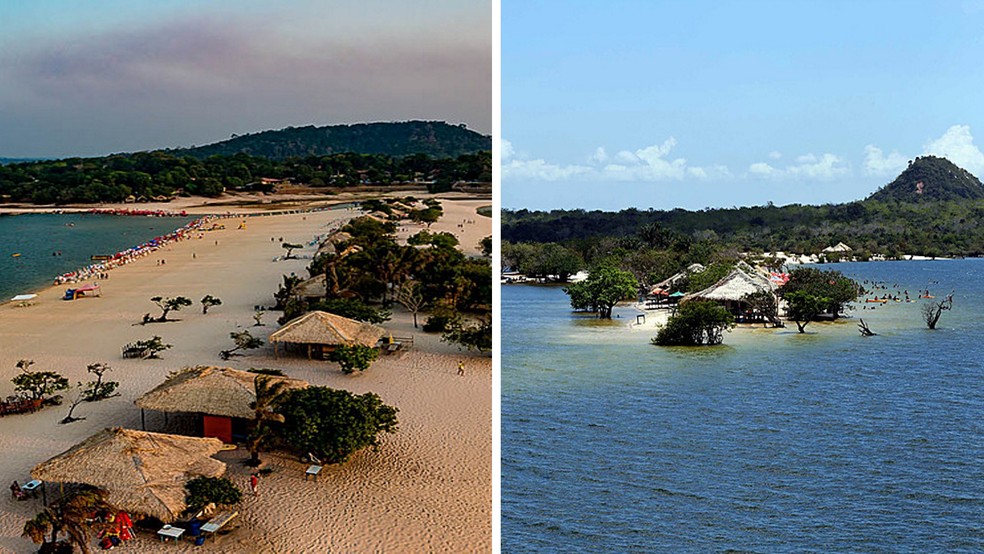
292 274 327 300
683 264 777 320
650 263 705 295
136 366 308 420
316 231 353 256
32 428 225 522
269 311 386 359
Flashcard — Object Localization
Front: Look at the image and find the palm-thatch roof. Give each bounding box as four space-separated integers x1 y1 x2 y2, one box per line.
32 428 225 522
650 263 705 294
685 266 775 303
135 366 308 420
316 231 353 256
269 311 385 348
292 274 327 299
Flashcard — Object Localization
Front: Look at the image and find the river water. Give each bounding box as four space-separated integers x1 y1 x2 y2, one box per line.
0 213 195 301
502 260 984 552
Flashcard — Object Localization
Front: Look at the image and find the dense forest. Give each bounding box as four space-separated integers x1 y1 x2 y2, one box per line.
0 150 491 204
504 156 984 259
171 121 491 160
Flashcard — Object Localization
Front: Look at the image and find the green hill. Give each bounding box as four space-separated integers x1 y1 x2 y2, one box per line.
170 121 491 160
866 155 984 203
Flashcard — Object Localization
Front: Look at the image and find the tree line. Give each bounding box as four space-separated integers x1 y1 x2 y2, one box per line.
0 149 491 205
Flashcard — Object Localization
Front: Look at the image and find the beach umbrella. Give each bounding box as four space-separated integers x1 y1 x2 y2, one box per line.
32 428 226 522
669 291 686 297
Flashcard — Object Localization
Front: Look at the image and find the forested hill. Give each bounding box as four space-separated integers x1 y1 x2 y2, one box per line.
170 121 491 160
866 155 984 202
503 157 984 258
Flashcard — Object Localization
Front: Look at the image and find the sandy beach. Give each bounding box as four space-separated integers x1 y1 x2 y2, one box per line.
0 197 491 553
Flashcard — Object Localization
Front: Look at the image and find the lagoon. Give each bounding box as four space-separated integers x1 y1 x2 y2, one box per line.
502 260 984 552
0 213 195 301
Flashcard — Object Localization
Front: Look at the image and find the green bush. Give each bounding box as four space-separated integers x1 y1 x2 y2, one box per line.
328 345 380 374
652 300 735 346
185 477 242 513
277 387 398 464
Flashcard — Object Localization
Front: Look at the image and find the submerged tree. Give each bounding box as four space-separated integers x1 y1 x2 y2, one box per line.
922 293 954 330
784 290 830 333
563 265 637 319
652 300 735 346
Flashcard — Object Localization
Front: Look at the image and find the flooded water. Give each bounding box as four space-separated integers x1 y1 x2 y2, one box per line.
502 260 984 552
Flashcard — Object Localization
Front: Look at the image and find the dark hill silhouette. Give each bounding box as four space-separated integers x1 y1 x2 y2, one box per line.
866 155 984 203
170 121 490 160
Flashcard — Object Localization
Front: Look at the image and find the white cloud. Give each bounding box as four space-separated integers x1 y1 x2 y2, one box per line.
747 153 847 180
501 137 731 183
768 151 782 160
748 162 778 177
923 124 984 177
501 138 515 161
862 144 907 177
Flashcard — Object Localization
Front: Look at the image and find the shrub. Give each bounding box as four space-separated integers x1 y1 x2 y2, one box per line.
328 345 380 374
277 387 398 464
185 477 242 513
652 300 735 346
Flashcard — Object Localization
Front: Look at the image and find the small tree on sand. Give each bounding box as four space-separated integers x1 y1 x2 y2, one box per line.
327 345 380 374
246 376 291 466
149 296 192 322
24 487 111 554
132 336 172 359
60 383 87 424
11 360 69 403
201 295 222 314
253 312 265 326
922 294 954 330
276 387 399 464
221 330 264 360
396 281 425 328
82 363 119 402
443 316 492 353
282 242 303 259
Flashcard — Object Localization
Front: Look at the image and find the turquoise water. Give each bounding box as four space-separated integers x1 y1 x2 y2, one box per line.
0 213 196 301
502 260 984 552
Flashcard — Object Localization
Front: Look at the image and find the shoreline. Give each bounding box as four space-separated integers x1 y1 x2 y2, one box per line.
0 198 492 552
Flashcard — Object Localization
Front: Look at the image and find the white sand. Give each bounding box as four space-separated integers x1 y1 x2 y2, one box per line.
0 198 491 553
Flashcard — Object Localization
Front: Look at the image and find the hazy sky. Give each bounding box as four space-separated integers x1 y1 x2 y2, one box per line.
503 0 984 211
0 0 491 157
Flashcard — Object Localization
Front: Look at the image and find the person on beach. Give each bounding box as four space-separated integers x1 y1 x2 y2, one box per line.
457 361 465 376
250 473 259 496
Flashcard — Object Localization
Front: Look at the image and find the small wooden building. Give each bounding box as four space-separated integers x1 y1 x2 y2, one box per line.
136 366 307 444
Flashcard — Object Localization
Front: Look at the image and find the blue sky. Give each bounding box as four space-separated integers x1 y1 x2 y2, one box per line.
502 0 984 211
0 1 491 157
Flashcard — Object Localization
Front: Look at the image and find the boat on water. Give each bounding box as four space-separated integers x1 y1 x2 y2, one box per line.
865 298 889 303
11 253 20 257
